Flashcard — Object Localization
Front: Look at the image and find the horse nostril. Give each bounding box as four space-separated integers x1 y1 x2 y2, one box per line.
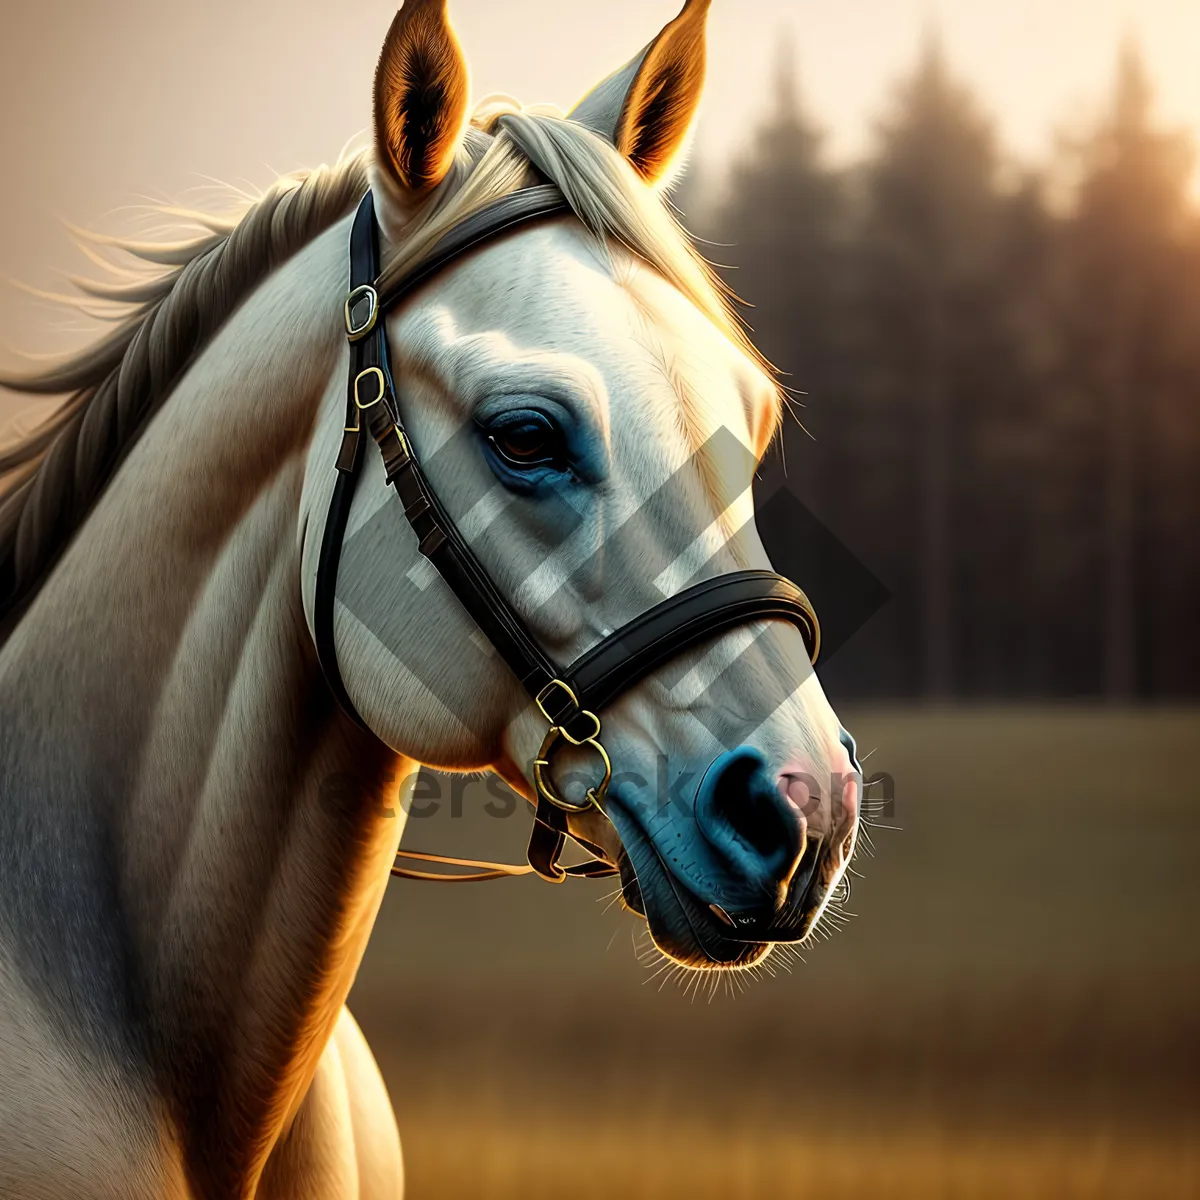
694 747 805 892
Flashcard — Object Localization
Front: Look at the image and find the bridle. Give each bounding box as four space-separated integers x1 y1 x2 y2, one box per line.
314 185 820 886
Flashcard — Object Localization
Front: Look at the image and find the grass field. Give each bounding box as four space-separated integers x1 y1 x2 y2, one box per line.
351 708 1200 1198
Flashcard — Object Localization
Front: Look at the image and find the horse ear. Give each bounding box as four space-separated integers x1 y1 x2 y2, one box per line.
373 0 469 199
568 0 711 185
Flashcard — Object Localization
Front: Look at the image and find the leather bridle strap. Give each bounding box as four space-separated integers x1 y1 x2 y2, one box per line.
376 183 571 311
566 571 819 719
314 187 820 885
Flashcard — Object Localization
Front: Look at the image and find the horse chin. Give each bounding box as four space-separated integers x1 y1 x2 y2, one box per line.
609 802 770 972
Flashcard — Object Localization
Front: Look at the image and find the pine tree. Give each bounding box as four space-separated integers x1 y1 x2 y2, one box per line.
1053 39 1199 697
854 29 1010 697
711 40 849 510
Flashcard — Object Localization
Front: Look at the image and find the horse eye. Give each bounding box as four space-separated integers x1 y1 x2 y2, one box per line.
486 416 563 470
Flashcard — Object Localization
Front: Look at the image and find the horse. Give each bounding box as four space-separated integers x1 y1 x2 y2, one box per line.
0 1 861 1195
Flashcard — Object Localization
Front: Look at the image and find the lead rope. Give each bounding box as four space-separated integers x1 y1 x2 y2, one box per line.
390 849 535 883
390 841 618 884
390 787 620 883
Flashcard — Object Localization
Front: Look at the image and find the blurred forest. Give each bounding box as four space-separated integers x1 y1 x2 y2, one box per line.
677 35 1200 702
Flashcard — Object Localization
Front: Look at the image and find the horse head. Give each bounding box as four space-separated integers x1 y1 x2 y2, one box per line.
302 0 862 971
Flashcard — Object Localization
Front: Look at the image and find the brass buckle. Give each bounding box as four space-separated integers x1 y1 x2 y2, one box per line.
355 367 387 410
345 367 388 433
344 284 379 342
536 678 579 726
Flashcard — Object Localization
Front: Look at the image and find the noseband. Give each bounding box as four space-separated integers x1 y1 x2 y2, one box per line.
314 186 820 885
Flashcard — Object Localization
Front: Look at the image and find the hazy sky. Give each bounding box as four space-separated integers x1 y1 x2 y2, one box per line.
1 0 1198 362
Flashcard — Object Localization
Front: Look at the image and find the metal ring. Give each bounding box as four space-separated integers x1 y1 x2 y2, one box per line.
344 284 379 342
533 726 612 813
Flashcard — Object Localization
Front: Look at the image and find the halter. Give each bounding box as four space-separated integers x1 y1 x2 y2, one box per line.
314 186 820 885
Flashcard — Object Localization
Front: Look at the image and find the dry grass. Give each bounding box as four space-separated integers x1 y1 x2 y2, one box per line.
399 1113 1199 1199
352 707 1200 1198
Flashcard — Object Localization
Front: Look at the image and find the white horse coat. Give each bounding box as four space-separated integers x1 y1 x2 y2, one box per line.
0 3 857 1195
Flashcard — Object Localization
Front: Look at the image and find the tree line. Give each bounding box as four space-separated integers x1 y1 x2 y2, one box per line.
680 36 1200 700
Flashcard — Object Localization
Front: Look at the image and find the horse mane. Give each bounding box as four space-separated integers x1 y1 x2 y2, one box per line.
0 101 775 638
0 157 371 632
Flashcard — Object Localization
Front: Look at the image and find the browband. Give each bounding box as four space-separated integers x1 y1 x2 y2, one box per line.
377 184 571 312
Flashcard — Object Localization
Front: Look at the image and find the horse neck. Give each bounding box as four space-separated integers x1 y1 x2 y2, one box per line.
0 217 407 1184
